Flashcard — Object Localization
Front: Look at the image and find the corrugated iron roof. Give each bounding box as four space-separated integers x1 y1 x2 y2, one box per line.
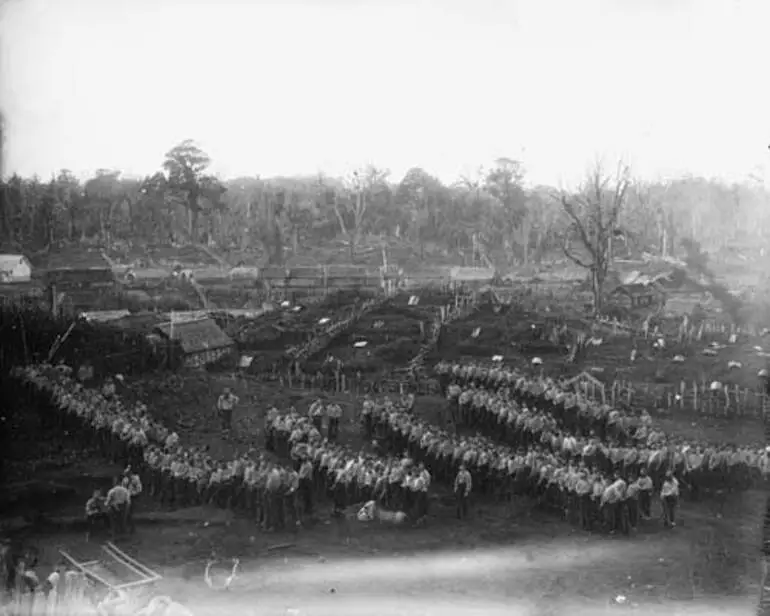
154 317 234 354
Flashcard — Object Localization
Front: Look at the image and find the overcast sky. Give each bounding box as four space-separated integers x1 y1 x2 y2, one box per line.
1 0 767 188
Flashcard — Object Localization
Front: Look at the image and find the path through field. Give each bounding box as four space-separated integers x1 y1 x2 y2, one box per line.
31 503 759 616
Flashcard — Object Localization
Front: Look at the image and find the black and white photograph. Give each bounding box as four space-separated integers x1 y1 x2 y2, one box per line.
0 1 767 615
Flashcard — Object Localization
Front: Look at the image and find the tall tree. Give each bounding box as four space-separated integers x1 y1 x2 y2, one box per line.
560 162 630 314
162 140 226 243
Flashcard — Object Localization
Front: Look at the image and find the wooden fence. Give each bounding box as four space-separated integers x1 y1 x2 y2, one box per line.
242 363 769 426
595 314 761 342
574 376 766 418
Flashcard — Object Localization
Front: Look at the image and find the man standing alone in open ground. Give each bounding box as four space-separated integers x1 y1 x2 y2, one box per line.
217 387 239 437
454 464 472 520
326 403 342 440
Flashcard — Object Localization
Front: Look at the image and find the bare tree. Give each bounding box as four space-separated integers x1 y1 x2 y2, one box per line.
331 166 389 262
560 162 630 314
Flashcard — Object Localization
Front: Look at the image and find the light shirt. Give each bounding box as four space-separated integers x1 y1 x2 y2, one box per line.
105 486 131 508
454 470 472 494
218 394 238 411
661 478 679 498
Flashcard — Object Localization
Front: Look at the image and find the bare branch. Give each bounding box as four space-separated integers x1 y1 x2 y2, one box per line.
562 240 591 269
331 193 349 237
560 195 596 260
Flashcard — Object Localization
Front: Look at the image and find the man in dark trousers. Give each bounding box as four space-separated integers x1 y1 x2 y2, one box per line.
637 468 653 519
298 457 314 516
660 470 680 527
326 403 342 440
104 477 131 538
454 464 472 520
122 466 143 534
217 387 239 436
308 398 325 432
85 489 108 542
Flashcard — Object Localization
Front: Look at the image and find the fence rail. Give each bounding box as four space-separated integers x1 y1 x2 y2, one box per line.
595 314 761 341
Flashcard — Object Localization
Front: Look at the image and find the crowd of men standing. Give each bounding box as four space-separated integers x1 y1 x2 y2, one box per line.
10 358 696 554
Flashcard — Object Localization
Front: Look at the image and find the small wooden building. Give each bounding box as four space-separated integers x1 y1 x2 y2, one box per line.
154 317 235 368
609 282 665 309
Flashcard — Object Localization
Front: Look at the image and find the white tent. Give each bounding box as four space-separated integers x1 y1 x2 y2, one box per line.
448 266 495 283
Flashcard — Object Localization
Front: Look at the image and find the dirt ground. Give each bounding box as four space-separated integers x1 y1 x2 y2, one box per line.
3 372 751 614
16 498 762 616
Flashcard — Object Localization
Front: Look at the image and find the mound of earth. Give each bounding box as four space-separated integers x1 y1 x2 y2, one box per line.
304 304 432 374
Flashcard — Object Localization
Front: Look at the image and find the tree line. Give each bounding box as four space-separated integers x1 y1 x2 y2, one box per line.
2 139 769 278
